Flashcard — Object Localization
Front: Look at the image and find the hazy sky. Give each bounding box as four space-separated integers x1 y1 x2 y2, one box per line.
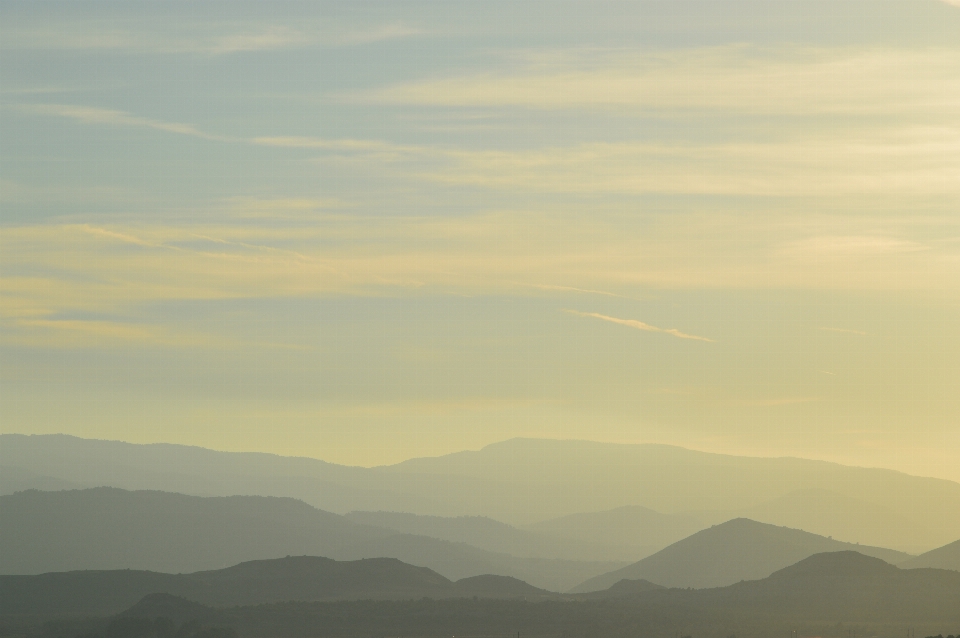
1 1 959 481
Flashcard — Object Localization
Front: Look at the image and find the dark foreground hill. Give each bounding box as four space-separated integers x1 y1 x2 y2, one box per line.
701 551 960 619
901 538 960 571
0 555 557 618
0 488 621 591
13 552 960 638
572 517 911 591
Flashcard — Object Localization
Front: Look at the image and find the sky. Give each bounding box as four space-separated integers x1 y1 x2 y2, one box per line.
1 1 959 482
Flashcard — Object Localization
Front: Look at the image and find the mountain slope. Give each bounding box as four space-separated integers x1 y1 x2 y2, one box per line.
571 518 911 591
0 488 620 591
900 538 960 571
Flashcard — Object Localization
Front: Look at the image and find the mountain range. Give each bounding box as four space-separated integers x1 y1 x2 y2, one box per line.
0 555 555 618
9 551 959 638
3 434 958 553
0 488 620 591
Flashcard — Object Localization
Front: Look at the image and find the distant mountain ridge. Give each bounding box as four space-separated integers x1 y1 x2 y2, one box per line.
572 518 912 591
901 538 960 571
0 488 622 591
0 555 557 617
345 510 645 562
524 505 706 561
3 434 959 552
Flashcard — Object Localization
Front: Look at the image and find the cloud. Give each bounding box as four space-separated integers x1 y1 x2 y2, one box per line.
564 310 715 342
21 101 960 198
418 129 960 197
261 129 960 198
2 209 958 336
0 22 420 54
7 318 214 349
18 104 231 141
785 236 930 255
352 46 960 116
204 26 309 54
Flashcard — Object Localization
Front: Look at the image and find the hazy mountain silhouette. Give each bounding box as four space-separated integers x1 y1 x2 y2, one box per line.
0 464 80 494
452 574 549 598
345 511 547 557
901 538 960 571
571 518 911 591
4 434 959 553
525 505 706 561
345 510 631 562
583 578 665 598
0 555 555 618
734 488 922 552
0 488 621 591
118 592 215 626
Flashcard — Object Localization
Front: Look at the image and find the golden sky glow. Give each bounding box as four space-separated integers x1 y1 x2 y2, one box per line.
1 1 959 480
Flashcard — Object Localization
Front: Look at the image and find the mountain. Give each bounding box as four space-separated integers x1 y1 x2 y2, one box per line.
571 518 912 591
384 438 960 549
0 555 556 618
452 574 549 598
345 511 549 558
689 551 960 622
0 488 622 591
187 556 454 606
585 578 665 598
118 592 215 626
9 551 960 637
901 538 960 571
735 488 924 553
345 510 631 562
525 505 706 561
0 464 80 494
3 434 959 552
38 551 958 638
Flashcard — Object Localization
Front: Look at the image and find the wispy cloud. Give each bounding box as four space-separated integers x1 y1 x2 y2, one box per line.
20 101 960 198
0 22 421 54
17 104 232 141
262 130 960 198
564 310 715 342
3 210 958 334
352 46 960 116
